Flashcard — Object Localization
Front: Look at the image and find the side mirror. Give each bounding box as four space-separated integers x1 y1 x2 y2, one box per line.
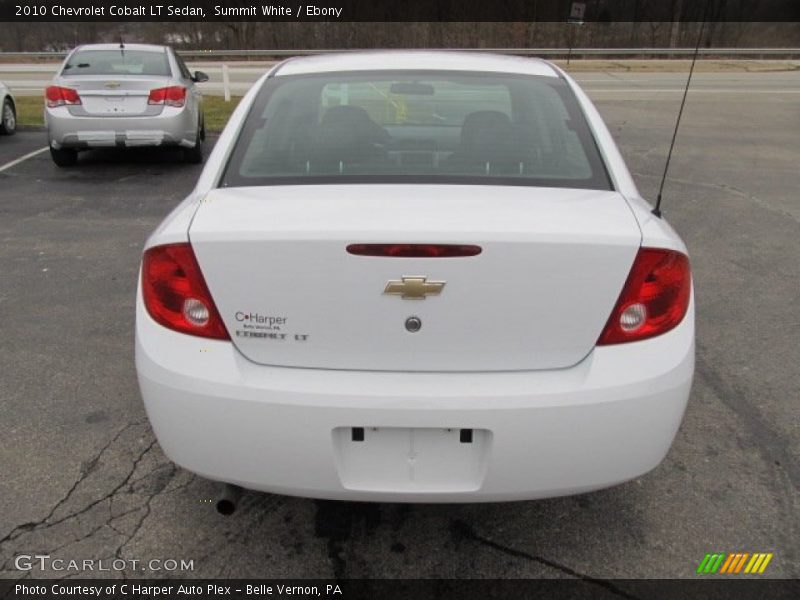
192 71 209 83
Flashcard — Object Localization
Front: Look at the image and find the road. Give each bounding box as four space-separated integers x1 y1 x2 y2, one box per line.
0 70 798 584
2 59 800 96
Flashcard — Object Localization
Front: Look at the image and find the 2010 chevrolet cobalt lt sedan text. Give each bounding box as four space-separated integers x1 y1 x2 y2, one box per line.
135 52 694 503
45 43 208 166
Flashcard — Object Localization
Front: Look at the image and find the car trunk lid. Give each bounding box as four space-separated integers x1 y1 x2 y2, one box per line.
189 185 642 372
59 75 168 116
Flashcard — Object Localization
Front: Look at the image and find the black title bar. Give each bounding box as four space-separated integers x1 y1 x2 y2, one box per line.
1 0 799 22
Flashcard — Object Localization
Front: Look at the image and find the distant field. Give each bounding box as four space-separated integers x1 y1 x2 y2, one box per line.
14 96 45 127
204 96 242 131
14 95 242 131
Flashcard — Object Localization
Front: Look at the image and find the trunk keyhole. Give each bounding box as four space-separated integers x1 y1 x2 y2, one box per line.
405 316 422 333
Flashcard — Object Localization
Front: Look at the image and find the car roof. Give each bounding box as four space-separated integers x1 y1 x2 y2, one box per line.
71 43 168 54
274 51 560 78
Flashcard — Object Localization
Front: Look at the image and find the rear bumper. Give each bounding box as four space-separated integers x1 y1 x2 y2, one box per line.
46 105 196 149
136 294 694 503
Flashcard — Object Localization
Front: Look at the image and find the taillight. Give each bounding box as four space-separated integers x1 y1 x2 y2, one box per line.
346 244 482 258
148 86 186 107
597 248 691 345
141 243 229 340
45 86 81 108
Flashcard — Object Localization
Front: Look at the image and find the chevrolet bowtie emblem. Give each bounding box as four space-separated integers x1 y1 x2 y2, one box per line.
383 276 445 300
104 81 121 89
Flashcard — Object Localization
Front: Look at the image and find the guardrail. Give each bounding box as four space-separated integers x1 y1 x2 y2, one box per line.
0 48 798 60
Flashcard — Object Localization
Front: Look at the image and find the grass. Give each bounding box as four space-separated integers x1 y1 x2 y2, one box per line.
14 96 45 127
203 96 242 131
13 95 242 132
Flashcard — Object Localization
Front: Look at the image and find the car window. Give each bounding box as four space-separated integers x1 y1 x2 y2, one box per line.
62 49 170 77
175 53 193 80
221 71 611 190
318 80 512 127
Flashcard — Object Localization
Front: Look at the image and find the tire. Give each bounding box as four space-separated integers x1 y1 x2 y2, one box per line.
183 119 204 164
0 98 16 135
50 146 78 167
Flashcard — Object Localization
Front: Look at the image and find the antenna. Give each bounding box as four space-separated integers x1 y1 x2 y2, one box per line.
652 1 710 218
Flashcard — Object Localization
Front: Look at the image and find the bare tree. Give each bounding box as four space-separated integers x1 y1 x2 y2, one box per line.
669 0 683 47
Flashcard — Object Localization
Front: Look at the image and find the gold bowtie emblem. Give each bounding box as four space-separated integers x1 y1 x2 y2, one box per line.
383 276 445 300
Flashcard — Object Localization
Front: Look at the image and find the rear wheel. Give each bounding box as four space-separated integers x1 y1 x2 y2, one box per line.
50 146 78 167
183 119 204 164
0 98 16 135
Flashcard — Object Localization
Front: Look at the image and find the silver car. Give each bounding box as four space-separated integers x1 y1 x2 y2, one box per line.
45 43 208 166
0 81 16 136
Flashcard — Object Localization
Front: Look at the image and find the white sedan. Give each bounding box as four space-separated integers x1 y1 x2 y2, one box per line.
136 51 694 505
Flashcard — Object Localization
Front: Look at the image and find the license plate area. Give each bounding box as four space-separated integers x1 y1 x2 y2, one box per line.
332 427 491 493
81 95 148 115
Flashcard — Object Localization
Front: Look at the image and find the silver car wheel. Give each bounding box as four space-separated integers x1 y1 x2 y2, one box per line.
3 101 15 131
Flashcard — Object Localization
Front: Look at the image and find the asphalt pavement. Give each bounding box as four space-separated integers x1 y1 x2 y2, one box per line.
0 71 798 583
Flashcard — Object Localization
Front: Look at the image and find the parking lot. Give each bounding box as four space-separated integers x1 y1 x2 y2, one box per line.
0 69 798 583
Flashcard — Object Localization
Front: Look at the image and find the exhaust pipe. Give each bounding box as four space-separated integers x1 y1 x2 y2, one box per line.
216 484 243 516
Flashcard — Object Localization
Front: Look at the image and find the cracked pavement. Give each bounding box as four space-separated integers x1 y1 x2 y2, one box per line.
0 70 798 582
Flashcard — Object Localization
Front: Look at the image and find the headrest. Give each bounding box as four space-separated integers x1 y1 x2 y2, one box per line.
460 110 513 149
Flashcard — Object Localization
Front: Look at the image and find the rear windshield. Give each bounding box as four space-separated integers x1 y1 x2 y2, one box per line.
62 49 170 77
221 70 612 190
